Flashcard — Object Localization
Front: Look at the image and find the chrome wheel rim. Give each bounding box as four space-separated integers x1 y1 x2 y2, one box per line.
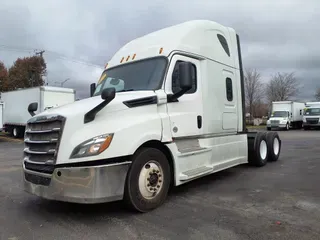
260 140 267 160
273 138 280 155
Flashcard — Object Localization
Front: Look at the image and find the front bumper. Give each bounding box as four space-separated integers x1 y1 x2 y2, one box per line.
267 124 287 128
23 161 131 204
303 123 320 127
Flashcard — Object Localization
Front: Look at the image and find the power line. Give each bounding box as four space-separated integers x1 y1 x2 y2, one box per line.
0 44 104 69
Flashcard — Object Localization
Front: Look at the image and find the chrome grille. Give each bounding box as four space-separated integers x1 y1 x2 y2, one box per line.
23 114 66 174
306 118 319 124
271 120 280 124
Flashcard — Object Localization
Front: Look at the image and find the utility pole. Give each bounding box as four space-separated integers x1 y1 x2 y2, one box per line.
35 50 45 57
34 50 45 86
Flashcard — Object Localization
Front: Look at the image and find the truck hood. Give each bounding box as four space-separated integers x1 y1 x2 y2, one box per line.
34 90 157 118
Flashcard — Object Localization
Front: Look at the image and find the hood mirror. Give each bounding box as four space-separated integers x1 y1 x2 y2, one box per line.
28 102 38 116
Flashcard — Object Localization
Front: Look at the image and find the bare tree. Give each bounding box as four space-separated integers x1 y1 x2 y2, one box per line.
315 87 320 101
244 68 264 121
265 72 300 104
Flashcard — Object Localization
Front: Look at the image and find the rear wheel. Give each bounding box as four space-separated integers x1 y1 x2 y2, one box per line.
248 132 269 167
266 132 281 162
124 147 171 213
12 126 24 138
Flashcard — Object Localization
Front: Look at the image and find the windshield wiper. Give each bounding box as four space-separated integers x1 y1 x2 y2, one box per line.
117 89 134 93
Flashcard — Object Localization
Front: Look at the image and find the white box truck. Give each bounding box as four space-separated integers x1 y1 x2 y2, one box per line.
303 102 320 130
266 101 305 131
1 86 76 137
0 101 3 131
22 20 282 213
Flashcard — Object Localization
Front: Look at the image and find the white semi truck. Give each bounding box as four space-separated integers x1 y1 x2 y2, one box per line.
303 102 320 130
22 20 282 212
1 86 76 138
266 101 305 131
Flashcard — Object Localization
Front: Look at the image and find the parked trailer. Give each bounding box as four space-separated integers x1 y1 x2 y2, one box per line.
22 20 282 213
303 102 320 130
266 101 305 131
1 86 76 137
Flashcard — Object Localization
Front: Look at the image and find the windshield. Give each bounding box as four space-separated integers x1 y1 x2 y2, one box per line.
272 111 288 117
305 108 320 116
93 57 167 96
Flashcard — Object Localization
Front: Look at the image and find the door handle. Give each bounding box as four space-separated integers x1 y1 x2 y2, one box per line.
197 115 202 129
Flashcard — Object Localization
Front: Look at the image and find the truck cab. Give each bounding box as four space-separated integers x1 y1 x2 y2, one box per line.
267 110 291 130
303 102 320 130
22 20 282 212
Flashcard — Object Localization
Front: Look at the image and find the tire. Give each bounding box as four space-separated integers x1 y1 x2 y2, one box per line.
304 126 310 131
266 132 281 162
267 127 271 131
248 132 268 167
285 123 289 131
13 127 19 138
12 126 24 138
124 147 171 213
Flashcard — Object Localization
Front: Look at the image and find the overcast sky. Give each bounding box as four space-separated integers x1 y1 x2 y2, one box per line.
0 0 319 100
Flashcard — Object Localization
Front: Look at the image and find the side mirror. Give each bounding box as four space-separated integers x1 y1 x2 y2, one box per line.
101 87 116 101
90 83 96 97
28 102 38 116
167 62 193 102
179 62 193 90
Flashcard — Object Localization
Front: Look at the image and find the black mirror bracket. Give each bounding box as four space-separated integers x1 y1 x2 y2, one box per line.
84 87 116 124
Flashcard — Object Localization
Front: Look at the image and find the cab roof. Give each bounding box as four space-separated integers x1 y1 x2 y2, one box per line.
106 20 239 70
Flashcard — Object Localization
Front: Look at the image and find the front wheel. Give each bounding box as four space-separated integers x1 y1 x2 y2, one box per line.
124 147 171 213
285 123 289 131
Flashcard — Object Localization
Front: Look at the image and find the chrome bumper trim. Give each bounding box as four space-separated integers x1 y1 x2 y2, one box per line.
23 161 131 204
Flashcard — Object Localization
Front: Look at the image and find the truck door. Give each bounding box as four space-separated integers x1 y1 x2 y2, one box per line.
164 55 203 138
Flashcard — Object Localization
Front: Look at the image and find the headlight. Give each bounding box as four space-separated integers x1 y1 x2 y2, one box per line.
70 133 113 159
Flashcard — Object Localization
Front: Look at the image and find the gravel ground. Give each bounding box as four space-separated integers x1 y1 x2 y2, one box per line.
0 130 319 240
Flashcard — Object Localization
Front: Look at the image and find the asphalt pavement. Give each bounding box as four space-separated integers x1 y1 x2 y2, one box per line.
0 130 319 240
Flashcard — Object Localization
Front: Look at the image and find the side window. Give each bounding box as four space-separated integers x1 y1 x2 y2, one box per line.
172 61 197 94
300 109 302 115
226 78 233 101
217 34 230 57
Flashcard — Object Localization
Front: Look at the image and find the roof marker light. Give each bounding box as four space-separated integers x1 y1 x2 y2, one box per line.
126 55 130 61
132 53 136 60
159 47 163 54
120 57 124 63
